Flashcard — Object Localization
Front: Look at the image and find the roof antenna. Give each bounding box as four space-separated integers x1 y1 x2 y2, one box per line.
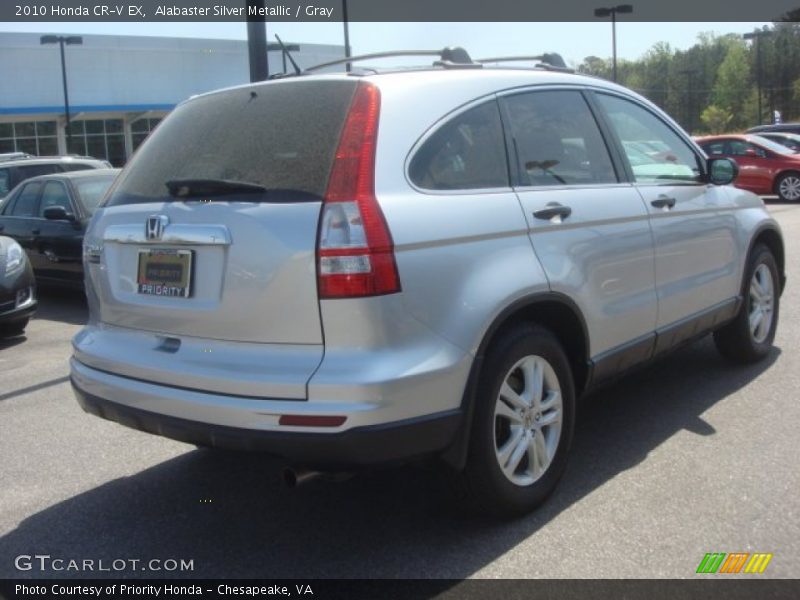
274 34 301 76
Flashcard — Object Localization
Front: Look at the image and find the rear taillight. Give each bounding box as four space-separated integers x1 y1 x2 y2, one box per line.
317 83 401 299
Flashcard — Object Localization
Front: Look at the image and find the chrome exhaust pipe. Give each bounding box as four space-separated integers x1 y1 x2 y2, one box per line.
283 467 322 488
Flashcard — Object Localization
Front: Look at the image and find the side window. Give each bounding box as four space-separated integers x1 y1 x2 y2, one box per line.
0 168 10 197
9 182 42 217
409 100 509 190
702 142 726 156
502 90 617 187
19 164 60 179
728 140 766 158
39 181 73 217
596 94 703 184
61 163 95 172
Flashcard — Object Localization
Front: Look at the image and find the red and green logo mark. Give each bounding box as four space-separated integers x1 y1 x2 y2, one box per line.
696 552 773 574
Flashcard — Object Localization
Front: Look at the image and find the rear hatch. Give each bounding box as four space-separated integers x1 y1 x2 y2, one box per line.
85 79 359 346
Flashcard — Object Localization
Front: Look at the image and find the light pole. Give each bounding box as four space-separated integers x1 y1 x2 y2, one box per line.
593 4 633 83
342 0 351 72
744 30 773 125
40 35 82 152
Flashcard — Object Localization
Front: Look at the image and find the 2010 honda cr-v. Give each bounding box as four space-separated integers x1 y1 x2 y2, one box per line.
71 49 785 515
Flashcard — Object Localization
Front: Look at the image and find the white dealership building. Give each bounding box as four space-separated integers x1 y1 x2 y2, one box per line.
0 32 343 165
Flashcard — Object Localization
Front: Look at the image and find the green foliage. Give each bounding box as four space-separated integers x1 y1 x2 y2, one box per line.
591 24 800 132
700 105 733 133
711 40 751 129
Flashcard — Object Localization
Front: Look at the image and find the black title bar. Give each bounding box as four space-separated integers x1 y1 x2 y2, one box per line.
2 0 800 22
2 579 800 600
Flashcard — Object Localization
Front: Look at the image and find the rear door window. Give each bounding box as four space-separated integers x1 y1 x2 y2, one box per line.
408 100 509 190
728 140 766 158
106 80 359 206
501 90 617 187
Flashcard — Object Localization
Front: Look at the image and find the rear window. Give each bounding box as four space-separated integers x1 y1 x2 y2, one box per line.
105 80 358 206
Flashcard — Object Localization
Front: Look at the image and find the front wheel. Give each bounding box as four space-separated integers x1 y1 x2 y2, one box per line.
458 324 575 517
775 172 800 202
714 245 779 363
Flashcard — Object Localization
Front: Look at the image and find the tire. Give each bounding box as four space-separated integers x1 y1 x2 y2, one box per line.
458 323 576 517
775 172 800 202
714 244 779 364
0 318 29 337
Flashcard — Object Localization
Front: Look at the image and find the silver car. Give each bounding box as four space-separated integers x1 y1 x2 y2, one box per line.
70 50 785 515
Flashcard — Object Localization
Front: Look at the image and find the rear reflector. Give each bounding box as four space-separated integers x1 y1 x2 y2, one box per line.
278 415 347 427
317 83 401 299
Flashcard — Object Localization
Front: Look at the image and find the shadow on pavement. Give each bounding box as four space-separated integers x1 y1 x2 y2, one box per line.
31 286 87 326
0 338 781 579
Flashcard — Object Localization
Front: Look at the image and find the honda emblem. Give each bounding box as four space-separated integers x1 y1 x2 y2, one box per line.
146 215 169 240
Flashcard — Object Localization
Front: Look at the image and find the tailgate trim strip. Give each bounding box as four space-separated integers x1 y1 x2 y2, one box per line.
104 223 232 246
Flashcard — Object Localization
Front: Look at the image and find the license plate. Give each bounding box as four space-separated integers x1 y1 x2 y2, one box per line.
137 248 193 298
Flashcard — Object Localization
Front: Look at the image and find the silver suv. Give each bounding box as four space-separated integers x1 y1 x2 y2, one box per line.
70 50 785 515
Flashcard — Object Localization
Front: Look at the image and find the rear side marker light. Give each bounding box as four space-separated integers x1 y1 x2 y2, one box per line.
317 83 401 299
278 415 347 427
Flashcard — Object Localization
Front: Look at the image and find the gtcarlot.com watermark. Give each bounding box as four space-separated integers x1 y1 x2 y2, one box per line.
14 554 194 573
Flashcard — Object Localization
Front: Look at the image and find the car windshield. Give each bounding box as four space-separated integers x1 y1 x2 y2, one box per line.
75 175 117 214
750 135 798 156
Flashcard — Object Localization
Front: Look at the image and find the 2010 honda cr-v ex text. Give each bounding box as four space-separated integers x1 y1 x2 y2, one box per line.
71 48 785 516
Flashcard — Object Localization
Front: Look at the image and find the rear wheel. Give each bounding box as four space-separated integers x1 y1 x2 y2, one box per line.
775 172 800 202
0 318 29 337
458 324 575 517
714 245 779 363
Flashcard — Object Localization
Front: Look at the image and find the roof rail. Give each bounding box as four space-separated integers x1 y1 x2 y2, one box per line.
0 152 34 163
305 47 476 73
477 53 571 71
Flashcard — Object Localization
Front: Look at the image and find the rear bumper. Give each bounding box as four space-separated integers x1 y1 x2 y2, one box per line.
71 378 461 468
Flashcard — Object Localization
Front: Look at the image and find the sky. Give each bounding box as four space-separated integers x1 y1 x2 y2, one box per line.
0 21 770 67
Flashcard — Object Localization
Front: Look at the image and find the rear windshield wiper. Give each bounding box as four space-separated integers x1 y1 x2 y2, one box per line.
166 178 268 197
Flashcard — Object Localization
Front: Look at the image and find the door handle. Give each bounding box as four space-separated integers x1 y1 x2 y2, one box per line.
651 196 676 209
533 203 572 221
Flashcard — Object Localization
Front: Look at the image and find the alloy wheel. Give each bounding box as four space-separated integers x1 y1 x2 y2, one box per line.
749 263 775 344
493 355 563 486
779 175 800 201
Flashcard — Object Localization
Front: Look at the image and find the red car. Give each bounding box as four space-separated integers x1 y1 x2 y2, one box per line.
696 134 800 201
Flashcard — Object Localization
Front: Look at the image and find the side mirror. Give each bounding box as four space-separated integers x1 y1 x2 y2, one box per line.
43 206 76 221
708 158 738 186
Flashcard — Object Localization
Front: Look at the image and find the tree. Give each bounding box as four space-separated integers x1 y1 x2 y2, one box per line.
578 56 609 78
700 105 734 133
711 40 751 129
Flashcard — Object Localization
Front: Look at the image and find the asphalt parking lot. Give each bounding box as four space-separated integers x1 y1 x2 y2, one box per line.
1 201 799 580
